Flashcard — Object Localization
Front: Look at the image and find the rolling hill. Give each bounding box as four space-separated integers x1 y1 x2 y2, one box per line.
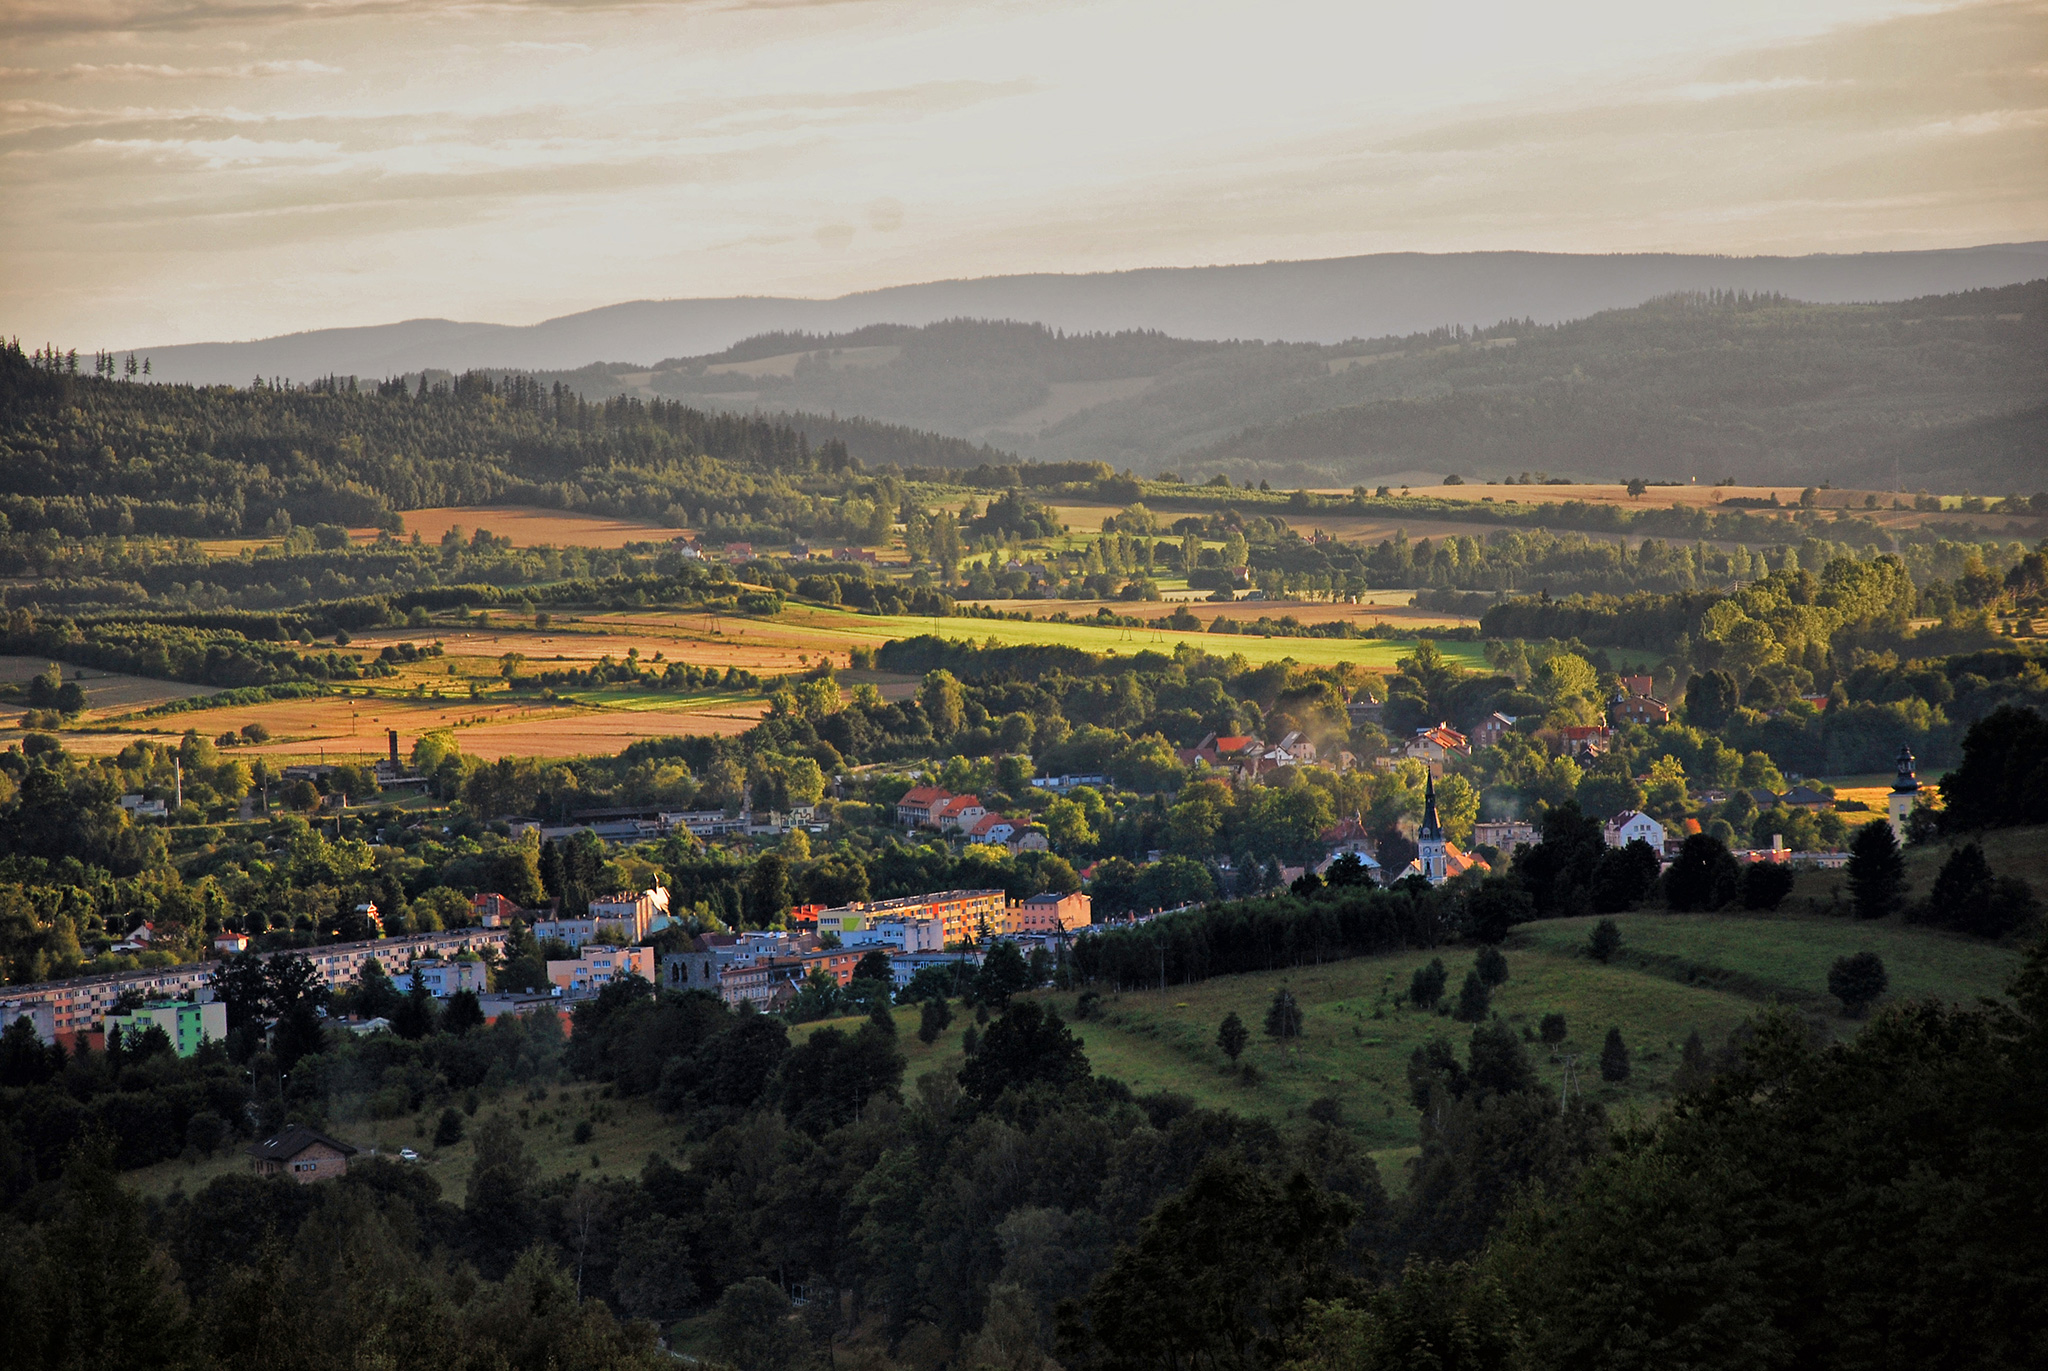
537 282 2048 490
134 241 2048 385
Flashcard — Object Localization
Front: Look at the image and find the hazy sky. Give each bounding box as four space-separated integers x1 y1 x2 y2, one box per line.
3 0 2043 347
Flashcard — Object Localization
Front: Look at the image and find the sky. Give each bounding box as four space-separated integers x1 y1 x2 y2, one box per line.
2 0 2043 348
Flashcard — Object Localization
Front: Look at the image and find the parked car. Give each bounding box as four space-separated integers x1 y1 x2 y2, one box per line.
399 1148 419 1162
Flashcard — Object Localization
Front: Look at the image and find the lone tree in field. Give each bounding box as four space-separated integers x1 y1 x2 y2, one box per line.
1474 945 1509 988
1848 820 1907 920
1672 1028 1710 1094
1410 958 1448 1009
1539 1012 1568 1045
1829 952 1889 1016
1452 971 1491 1023
1588 919 1621 964
1263 987 1304 1046
917 996 953 1045
1217 1011 1249 1064
1600 1026 1631 1083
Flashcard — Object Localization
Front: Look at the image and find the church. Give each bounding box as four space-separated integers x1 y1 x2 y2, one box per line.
1405 773 1490 885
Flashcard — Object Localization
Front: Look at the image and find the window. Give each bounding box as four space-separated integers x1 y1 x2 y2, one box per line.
294 1159 318 1172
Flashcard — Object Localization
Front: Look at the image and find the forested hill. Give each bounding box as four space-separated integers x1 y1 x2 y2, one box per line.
516 281 2046 490
0 348 996 540
131 240 2048 381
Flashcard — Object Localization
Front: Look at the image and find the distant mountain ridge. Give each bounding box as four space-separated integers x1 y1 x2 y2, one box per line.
136 242 2048 385
507 283 2048 491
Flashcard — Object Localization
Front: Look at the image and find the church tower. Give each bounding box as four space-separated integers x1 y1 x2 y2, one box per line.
1887 744 1920 842
1417 772 1448 884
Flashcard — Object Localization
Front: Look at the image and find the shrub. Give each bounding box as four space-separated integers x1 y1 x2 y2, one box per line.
434 1108 466 1147
1474 945 1509 988
1409 957 1448 1008
1829 952 1888 1016
1741 861 1796 910
1539 1012 1568 1045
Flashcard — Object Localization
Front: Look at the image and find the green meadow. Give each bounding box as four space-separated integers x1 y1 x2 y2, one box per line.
801 906 2025 1157
776 603 1491 670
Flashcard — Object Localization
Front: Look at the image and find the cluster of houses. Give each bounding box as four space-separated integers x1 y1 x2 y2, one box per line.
662 888 1090 1011
672 537 884 568
1175 730 1331 780
895 786 1050 853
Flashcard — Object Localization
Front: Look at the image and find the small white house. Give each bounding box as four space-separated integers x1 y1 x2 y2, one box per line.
1604 810 1667 852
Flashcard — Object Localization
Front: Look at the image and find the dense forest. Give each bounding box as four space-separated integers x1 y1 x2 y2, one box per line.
509 283 2048 490
0 344 932 544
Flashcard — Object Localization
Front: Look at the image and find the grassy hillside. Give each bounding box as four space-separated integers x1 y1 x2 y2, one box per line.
133 842 2033 1203
547 283 2046 490
799 907 2025 1164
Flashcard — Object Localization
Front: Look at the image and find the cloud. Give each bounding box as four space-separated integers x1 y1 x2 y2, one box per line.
866 197 903 231
0 0 872 38
0 59 341 79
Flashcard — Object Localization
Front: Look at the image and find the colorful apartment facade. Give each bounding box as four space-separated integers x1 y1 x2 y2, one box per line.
101 998 227 1057
546 945 656 996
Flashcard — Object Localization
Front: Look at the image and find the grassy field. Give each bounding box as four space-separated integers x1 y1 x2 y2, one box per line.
1509 913 2020 1011
770 604 1490 670
127 1078 687 1203
796 906 2025 1156
127 901 2026 1204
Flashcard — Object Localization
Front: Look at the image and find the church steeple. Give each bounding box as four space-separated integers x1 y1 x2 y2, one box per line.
1416 771 1448 883
1419 771 1444 842
1887 743 1920 842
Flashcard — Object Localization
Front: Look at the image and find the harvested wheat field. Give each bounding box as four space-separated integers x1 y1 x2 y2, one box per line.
57 690 770 762
0 656 218 719
1332 483 2042 537
387 506 681 548
349 619 835 675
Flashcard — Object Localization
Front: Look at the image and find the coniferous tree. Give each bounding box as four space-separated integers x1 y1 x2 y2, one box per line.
1264 986 1304 1045
1217 1010 1249 1063
1600 1026 1631 1082
917 995 953 1044
1452 971 1491 1023
1848 820 1907 920
1588 918 1621 963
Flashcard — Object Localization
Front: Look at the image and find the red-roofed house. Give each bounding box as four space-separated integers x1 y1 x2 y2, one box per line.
471 892 522 927
931 795 987 831
896 786 951 827
966 814 1016 845
1405 723 1470 773
1610 695 1671 727
1558 726 1612 758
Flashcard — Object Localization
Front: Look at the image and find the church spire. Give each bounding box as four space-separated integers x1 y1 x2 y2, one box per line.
1419 771 1443 841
